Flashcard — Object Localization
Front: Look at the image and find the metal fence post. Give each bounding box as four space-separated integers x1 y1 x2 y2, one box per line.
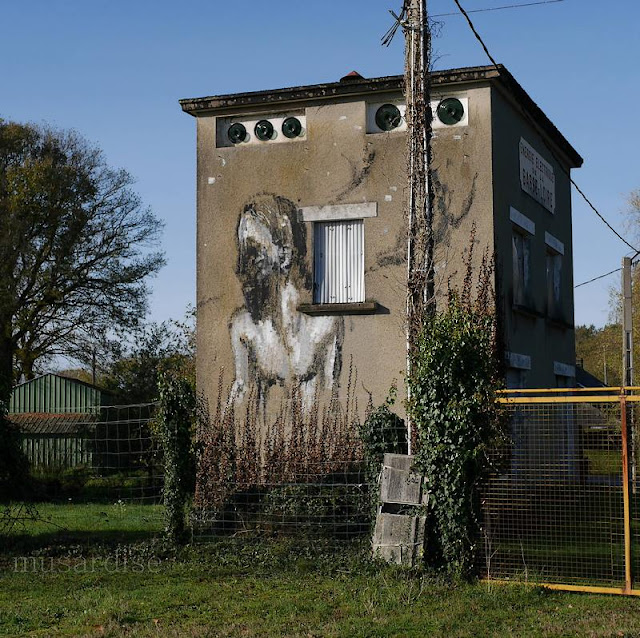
621 392 633 593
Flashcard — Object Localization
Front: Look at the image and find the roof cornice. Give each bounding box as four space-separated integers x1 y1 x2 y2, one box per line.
179 64 582 169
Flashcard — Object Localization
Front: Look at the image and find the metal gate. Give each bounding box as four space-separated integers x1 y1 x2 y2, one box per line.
482 388 640 595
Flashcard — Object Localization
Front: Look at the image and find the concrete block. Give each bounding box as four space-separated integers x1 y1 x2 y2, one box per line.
372 513 427 565
380 464 423 504
383 453 415 472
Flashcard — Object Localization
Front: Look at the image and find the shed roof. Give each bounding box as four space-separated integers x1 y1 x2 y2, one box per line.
179 64 583 169
10 373 111 415
8 412 97 435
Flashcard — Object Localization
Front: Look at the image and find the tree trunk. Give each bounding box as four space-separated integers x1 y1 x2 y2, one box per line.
0 330 14 412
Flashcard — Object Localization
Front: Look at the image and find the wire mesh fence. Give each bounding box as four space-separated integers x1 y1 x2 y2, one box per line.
482 389 640 594
10 386 640 596
14 403 163 504
3 403 164 542
190 384 390 541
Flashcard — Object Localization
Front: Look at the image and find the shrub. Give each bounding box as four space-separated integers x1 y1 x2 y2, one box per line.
408 233 507 575
157 372 196 545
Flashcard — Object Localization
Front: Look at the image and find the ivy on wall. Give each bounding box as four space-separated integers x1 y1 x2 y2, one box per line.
408 235 508 575
156 372 196 545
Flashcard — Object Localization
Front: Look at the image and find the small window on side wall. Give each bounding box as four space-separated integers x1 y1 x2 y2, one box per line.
546 250 562 320
313 220 365 304
512 231 532 307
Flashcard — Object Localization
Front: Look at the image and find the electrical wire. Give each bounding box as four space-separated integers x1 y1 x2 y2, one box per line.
451 0 639 254
433 0 565 18
574 268 622 289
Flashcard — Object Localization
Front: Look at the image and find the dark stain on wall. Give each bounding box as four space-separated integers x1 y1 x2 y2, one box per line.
371 227 406 272
432 169 478 245
332 145 377 203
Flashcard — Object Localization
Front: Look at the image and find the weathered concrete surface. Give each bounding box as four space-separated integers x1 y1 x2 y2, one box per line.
372 513 427 566
184 64 582 423
379 453 426 505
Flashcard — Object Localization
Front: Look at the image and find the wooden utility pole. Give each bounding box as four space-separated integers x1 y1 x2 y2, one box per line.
622 257 633 388
403 0 435 453
621 256 637 494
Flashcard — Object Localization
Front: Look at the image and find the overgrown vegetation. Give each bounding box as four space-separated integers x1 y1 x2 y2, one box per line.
409 233 507 575
194 365 367 536
2 541 640 637
360 383 407 481
0 404 28 501
156 372 196 545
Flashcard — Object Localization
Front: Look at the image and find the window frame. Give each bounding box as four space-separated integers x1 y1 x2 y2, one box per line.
313 218 365 305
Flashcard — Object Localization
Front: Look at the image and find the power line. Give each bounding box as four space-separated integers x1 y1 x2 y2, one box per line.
433 0 565 18
451 0 639 254
574 268 622 289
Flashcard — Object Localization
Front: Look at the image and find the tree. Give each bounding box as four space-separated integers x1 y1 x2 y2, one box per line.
575 190 640 387
0 119 164 406
575 324 621 386
98 314 195 404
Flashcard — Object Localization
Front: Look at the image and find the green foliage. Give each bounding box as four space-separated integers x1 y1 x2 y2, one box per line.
359 385 407 522
261 483 370 536
409 243 506 576
360 384 407 480
99 312 195 404
156 372 196 545
575 323 620 386
0 118 164 385
0 403 28 500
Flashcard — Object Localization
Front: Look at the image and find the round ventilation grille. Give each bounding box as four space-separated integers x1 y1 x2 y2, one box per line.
436 98 465 125
227 123 247 144
255 120 274 141
375 104 402 131
282 117 302 138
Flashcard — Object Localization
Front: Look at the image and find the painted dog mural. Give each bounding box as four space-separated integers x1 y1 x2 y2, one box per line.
229 193 344 409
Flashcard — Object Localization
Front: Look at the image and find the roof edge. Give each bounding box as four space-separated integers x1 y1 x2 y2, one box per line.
179 63 582 169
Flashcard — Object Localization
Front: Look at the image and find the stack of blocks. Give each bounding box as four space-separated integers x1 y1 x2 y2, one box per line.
372 453 428 566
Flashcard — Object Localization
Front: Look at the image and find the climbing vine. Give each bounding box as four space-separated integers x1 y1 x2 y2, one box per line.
360 383 407 484
157 372 196 545
408 234 507 575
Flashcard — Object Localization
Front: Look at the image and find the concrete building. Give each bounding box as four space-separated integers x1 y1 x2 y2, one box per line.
180 64 583 417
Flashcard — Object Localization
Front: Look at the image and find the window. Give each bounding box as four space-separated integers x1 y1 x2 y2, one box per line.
313 219 364 303
546 250 562 319
512 231 532 307
506 368 527 389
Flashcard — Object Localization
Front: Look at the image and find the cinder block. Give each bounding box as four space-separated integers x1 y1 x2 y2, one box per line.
372 513 427 565
380 465 423 504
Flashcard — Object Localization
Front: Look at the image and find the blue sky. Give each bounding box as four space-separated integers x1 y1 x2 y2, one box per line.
2 0 639 329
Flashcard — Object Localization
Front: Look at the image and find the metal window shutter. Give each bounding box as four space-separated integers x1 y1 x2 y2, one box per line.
314 220 364 303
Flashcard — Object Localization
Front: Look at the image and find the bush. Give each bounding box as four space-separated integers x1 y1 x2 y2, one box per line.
408 237 507 575
360 384 407 481
157 372 196 545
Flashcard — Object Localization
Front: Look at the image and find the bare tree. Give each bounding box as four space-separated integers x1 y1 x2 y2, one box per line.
0 119 164 405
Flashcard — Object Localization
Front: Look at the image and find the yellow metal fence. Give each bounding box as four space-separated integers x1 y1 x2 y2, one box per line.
482 388 640 596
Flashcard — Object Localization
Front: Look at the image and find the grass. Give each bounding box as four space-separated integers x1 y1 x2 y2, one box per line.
3 502 640 636
584 450 622 475
2 540 640 637
2 502 164 554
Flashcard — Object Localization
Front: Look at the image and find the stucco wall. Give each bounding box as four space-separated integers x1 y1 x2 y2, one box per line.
195 82 499 421
490 85 576 387
193 75 578 423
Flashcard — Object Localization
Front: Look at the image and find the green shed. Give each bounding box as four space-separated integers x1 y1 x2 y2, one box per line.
9 373 109 414
9 374 112 469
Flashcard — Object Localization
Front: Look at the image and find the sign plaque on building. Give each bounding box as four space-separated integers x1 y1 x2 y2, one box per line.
519 138 555 214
